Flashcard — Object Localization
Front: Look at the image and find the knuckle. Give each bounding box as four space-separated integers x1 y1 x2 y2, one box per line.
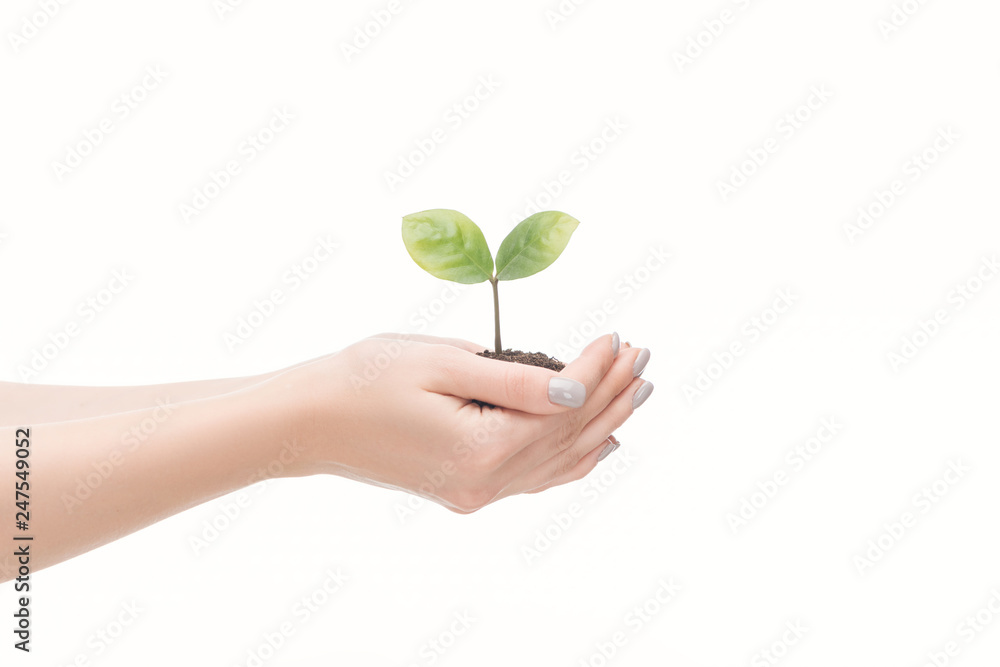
435 342 461 365
552 453 577 480
554 414 584 453
501 364 530 407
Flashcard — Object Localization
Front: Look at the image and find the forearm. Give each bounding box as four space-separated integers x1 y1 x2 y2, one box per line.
0 377 269 427
0 353 336 427
0 380 303 581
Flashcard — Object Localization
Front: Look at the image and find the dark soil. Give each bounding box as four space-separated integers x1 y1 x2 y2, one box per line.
477 349 565 371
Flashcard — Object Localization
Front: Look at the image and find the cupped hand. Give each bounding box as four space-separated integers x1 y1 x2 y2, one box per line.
262 332 653 513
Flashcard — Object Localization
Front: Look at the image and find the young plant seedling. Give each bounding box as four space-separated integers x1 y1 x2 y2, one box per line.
402 209 579 368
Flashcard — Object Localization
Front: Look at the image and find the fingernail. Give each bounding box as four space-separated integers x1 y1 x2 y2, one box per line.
597 437 620 462
632 381 654 410
548 377 586 408
611 332 620 358
632 348 650 377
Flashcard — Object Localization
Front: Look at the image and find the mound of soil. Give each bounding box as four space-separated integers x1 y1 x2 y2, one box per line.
476 349 565 371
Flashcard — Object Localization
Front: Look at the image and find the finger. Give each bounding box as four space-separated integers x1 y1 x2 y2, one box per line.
366 332 487 354
426 333 619 416
493 345 647 478
524 436 621 495
502 377 652 497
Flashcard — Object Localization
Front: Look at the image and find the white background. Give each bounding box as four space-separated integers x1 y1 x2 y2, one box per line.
3 0 1000 665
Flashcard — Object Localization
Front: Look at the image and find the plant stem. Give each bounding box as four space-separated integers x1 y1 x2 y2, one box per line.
490 277 502 354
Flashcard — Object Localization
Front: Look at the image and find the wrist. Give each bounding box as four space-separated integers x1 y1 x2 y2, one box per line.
245 361 344 480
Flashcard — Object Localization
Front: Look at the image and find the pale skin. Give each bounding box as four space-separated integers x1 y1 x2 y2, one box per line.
0 333 652 581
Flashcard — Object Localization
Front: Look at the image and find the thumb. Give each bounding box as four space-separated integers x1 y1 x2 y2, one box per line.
426 334 618 415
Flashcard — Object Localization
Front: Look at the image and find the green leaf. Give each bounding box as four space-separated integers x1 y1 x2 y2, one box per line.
402 209 494 284
494 211 579 281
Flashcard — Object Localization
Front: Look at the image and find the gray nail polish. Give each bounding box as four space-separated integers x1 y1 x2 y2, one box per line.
611 332 620 358
632 381 654 410
549 377 586 408
597 439 620 462
633 348 650 377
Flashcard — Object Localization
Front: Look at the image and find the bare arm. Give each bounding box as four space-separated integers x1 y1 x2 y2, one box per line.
0 382 298 581
0 352 337 427
0 334 651 581
0 377 263 426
